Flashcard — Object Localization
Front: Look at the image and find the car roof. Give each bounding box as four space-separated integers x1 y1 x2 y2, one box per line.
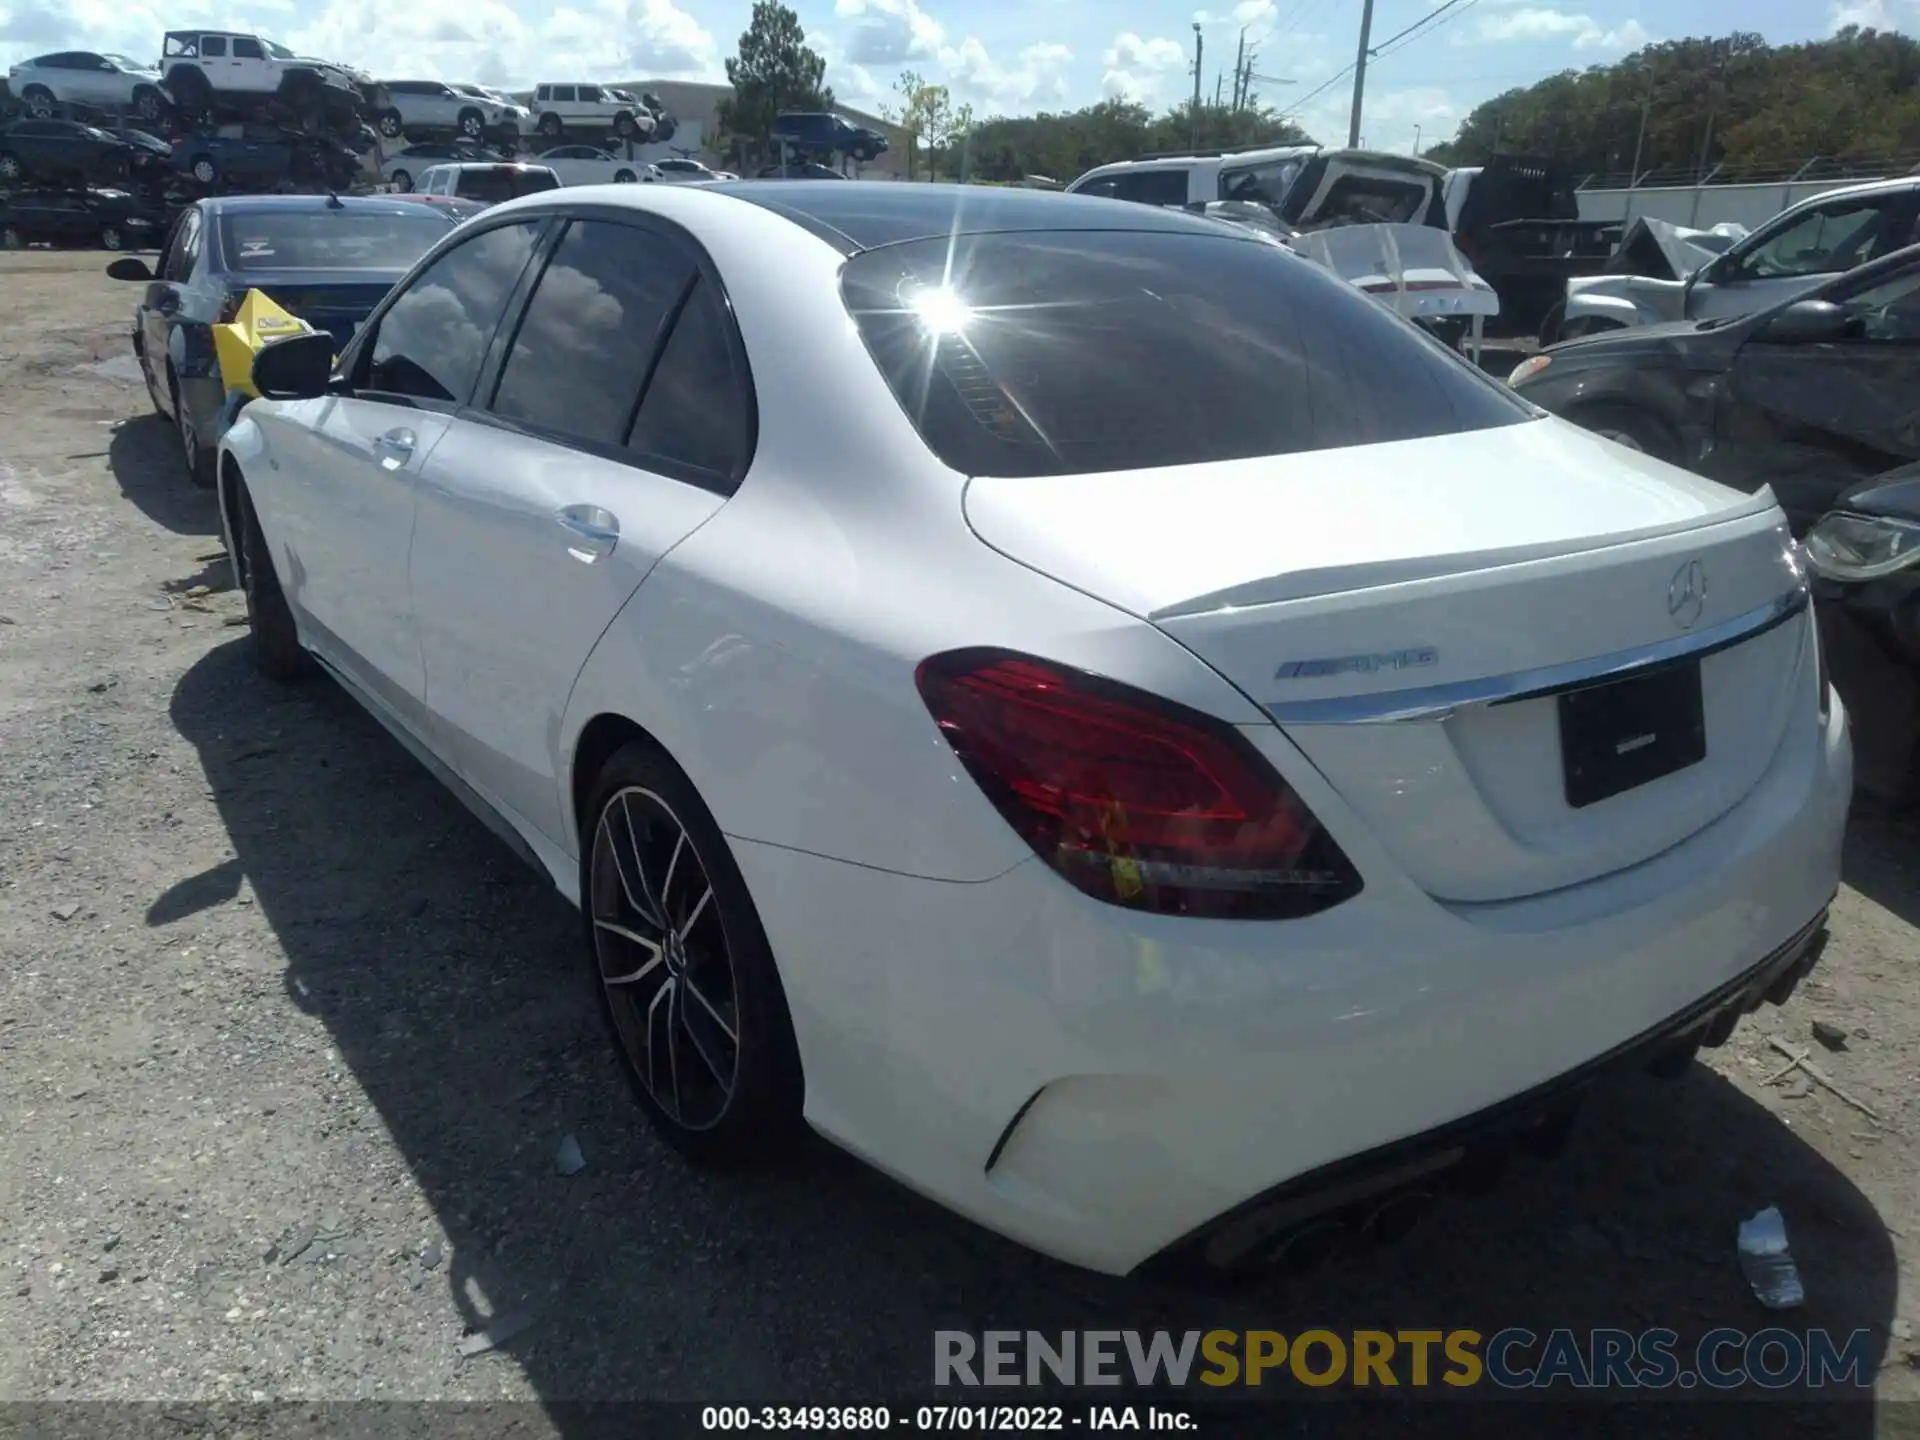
196 193 438 218
1780 174 1920 208
708 180 1228 252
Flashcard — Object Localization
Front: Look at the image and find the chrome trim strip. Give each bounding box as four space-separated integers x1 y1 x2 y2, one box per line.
1265 587 1810 726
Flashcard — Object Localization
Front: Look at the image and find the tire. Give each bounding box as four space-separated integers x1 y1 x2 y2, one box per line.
233 478 310 682
22 85 55 119
163 66 211 123
133 86 166 123
99 225 123 251
390 168 412 192
537 111 563 138
0 152 21 182
377 108 403 138
190 155 217 185
135 336 165 417
457 109 484 139
613 111 636 139
1571 403 1680 464
614 168 636 183
171 373 215 489
581 742 804 1164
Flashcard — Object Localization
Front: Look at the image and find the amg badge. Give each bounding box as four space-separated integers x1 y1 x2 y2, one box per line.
1275 647 1439 681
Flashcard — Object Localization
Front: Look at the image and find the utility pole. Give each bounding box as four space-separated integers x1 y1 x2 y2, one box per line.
1232 28 1247 111
1411 122 1421 154
1214 72 1224 107
1190 22 1204 148
1347 0 1375 147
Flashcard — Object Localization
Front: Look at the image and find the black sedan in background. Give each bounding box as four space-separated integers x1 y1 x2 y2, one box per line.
107 194 461 487
1 188 164 250
1509 242 1920 535
0 117 146 184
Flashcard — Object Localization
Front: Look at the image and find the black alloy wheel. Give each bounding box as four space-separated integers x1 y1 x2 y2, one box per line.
583 746 803 1161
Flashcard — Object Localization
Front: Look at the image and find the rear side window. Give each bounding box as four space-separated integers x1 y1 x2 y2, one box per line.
627 275 752 480
365 219 543 403
490 218 694 444
1109 171 1190 208
456 168 559 203
842 228 1534 479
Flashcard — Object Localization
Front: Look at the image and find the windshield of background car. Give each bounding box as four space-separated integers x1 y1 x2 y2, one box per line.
264 40 295 58
218 208 452 270
842 228 1535 479
456 169 560 202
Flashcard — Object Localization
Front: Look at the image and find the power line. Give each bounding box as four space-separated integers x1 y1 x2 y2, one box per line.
1281 0 1483 124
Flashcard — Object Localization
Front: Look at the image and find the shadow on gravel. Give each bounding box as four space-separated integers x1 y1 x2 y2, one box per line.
165 638 1896 1435
107 413 218 537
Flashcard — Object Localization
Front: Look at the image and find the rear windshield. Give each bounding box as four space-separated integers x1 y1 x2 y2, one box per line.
219 208 451 270
456 169 560 203
841 228 1533 479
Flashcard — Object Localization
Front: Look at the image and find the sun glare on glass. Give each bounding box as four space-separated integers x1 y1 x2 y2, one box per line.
909 286 973 336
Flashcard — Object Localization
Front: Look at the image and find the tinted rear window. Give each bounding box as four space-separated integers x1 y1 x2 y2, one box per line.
219 208 451 270
457 169 560 203
842 229 1533 479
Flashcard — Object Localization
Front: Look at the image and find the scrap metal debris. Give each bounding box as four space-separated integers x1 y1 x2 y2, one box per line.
457 1307 536 1357
1737 1205 1805 1310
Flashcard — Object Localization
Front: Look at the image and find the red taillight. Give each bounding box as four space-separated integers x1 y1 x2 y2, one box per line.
915 648 1363 919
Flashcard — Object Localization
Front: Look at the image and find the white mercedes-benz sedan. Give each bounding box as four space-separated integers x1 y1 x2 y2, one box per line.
216 181 1852 1282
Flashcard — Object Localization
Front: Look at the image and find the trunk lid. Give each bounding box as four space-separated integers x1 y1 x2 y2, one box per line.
963 419 1808 903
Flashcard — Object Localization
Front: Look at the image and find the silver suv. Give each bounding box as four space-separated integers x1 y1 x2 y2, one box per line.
6 52 169 122
528 83 656 142
377 80 527 143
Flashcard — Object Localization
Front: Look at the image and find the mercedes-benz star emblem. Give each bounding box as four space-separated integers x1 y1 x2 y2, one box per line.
1667 558 1707 631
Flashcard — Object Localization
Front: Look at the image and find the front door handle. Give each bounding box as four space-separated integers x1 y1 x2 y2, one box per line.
555 504 619 563
372 427 415 470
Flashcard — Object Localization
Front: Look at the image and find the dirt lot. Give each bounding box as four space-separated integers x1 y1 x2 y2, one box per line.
1 248 1918 1433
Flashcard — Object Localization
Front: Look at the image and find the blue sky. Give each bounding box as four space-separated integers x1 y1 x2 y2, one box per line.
0 0 1879 149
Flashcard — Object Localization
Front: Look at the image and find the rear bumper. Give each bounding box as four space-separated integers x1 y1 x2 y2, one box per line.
734 689 1852 1278
1135 905 1830 1283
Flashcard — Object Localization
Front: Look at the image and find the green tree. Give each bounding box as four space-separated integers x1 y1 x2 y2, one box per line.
887 70 952 179
959 98 1309 186
716 0 833 169
1423 28 1920 179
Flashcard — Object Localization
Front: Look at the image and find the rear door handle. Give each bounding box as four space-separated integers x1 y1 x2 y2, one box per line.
372 427 415 469
555 504 619 563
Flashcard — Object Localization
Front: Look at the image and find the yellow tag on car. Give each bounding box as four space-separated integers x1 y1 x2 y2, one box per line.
213 291 319 399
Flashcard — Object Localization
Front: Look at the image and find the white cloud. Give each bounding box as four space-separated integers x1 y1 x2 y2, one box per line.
828 0 1071 112
1463 6 1652 49
834 0 945 66
1828 0 1910 29
1101 31 1188 103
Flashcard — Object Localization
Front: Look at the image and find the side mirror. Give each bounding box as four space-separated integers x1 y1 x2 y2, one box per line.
107 256 154 281
251 331 338 400
1759 299 1852 345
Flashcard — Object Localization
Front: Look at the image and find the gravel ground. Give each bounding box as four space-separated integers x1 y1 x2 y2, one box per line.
1 249 1917 1435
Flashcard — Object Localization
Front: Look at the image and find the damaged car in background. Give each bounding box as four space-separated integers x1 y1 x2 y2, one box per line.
1083 146 1502 351
1545 176 1920 342
1510 240 1920 535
